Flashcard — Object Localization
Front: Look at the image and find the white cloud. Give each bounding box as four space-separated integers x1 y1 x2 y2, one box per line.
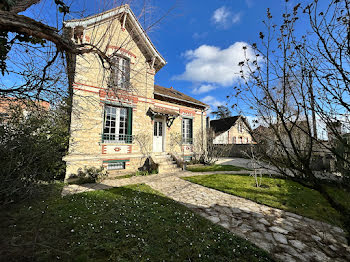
212 6 241 29
174 42 259 86
192 84 217 94
202 95 224 108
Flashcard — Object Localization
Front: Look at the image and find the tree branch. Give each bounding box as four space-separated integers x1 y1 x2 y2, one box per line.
8 0 42 14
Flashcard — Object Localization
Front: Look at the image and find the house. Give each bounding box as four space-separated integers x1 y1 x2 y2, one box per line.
210 116 254 145
63 5 208 179
0 97 50 122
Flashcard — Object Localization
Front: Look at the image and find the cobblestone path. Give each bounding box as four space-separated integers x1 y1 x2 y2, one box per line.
62 171 350 262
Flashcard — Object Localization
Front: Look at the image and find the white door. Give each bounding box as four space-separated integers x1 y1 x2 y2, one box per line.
153 120 164 152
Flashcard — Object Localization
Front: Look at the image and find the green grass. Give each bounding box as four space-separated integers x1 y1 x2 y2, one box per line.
111 174 135 180
0 183 273 262
186 164 250 172
183 174 349 227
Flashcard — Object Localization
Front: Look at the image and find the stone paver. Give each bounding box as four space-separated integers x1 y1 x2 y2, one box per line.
62 171 350 262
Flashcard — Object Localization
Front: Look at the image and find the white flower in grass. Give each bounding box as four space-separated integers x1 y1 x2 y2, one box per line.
71 229 74 233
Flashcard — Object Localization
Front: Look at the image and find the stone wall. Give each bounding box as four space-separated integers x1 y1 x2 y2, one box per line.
215 144 258 158
213 118 254 145
63 15 207 180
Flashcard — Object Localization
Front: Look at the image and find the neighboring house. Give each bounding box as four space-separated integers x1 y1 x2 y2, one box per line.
63 5 208 179
0 97 50 122
210 116 254 145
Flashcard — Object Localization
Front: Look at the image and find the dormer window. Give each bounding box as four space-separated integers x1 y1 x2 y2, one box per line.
110 55 130 89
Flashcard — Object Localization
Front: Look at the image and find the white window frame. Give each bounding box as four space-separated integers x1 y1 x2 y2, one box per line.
182 118 193 144
107 162 125 170
103 105 129 143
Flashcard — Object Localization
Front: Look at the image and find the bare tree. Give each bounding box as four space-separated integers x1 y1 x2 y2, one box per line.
211 105 232 119
192 129 229 165
235 0 350 238
0 0 174 103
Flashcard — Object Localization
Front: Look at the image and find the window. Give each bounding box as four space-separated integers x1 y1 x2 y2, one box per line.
184 156 192 162
110 55 130 89
107 162 125 170
154 121 163 136
182 118 193 144
103 105 132 143
233 137 236 144
238 122 243 133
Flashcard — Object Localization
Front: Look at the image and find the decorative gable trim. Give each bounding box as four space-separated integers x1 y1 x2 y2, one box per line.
64 5 166 70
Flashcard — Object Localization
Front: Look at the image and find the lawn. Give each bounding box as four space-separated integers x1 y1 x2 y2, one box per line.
186 164 250 172
183 174 349 227
0 183 273 262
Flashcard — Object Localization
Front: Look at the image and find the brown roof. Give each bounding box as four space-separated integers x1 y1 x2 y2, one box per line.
154 85 208 108
210 116 252 135
150 107 179 117
210 116 240 134
0 97 50 114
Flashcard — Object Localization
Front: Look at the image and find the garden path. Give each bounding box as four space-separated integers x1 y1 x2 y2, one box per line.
62 171 350 262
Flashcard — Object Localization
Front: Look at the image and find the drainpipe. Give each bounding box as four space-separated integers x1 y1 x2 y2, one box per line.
201 110 204 155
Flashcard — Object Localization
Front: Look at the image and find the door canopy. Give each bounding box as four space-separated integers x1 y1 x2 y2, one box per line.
147 107 179 127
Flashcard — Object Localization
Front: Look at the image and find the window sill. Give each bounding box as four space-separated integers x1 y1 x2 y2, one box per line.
102 141 133 145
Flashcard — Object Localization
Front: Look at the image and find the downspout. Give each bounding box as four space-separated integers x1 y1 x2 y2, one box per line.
201 110 204 154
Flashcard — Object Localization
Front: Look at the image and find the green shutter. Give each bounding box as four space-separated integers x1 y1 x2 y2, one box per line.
103 159 130 163
127 107 133 143
190 119 193 144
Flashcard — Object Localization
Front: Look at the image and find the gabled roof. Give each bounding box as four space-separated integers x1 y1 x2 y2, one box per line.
210 115 252 135
210 116 240 134
154 85 208 108
64 5 166 71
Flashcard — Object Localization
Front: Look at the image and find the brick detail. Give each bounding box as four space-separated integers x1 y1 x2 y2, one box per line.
107 46 137 58
180 108 195 117
102 145 107 154
99 89 138 104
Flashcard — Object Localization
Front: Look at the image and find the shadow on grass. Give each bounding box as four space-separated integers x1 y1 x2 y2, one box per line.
0 183 274 262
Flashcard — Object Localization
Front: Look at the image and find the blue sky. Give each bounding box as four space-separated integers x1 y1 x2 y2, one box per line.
143 0 290 115
18 0 302 115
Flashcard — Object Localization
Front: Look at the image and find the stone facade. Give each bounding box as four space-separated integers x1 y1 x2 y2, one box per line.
212 116 254 145
63 6 207 179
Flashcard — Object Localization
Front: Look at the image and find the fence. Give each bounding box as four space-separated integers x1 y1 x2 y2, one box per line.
215 144 258 158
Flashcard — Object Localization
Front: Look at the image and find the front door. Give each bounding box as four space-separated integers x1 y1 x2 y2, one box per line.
153 120 164 152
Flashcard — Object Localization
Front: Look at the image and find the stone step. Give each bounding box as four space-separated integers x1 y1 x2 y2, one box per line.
158 163 178 168
156 158 176 164
153 153 181 173
153 155 172 160
159 166 182 173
